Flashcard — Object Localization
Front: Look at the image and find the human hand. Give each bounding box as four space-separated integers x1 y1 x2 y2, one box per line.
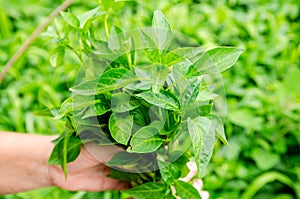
0 132 130 195
48 142 130 192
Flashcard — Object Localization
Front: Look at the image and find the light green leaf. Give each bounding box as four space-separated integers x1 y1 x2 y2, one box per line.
163 47 205 66
187 117 215 177
136 90 180 111
152 10 172 51
50 47 65 67
189 47 243 75
128 126 162 153
109 112 133 145
173 180 201 199
241 171 297 199
150 64 169 93
140 29 161 63
60 11 80 29
168 122 191 161
101 0 113 11
122 182 167 199
181 77 202 111
251 148 280 170
210 114 228 145
206 47 243 72
228 109 263 131
77 6 103 29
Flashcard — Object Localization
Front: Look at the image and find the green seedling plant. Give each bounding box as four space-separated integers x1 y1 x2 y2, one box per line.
47 4 243 199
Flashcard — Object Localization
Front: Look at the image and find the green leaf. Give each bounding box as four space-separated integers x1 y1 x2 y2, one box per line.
181 77 202 111
54 95 102 119
60 11 80 29
70 68 140 95
107 151 141 166
173 180 201 199
109 168 142 182
150 64 169 93
241 171 297 199
122 182 167 199
77 6 103 29
210 114 228 145
101 0 113 11
136 90 180 111
189 47 243 75
48 135 82 176
168 122 191 161
111 92 140 113
251 148 280 170
128 126 163 153
53 97 72 119
50 47 65 67
109 112 133 145
130 105 151 127
228 109 263 131
140 29 161 63
158 160 181 184
152 10 172 51
163 47 205 66
81 94 110 119
187 117 215 177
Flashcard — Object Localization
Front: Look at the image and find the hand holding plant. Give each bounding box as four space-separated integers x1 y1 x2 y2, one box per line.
48 6 242 199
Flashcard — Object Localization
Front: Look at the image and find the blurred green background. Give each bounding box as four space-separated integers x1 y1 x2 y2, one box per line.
0 0 299 198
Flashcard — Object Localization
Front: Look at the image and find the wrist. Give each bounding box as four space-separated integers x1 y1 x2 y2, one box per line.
0 132 57 194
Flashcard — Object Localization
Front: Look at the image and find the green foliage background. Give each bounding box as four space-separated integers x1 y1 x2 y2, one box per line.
0 0 299 198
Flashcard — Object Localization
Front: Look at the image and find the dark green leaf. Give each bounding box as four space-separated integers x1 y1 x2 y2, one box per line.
198 104 213 116
107 151 141 166
136 90 180 111
158 160 181 184
109 168 142 182
70 68 140 95
111 92 140 113
173 180 201 199
130 105 151 127
128 126 162 153
122 182 167 199
109 112 133 145
48 135 82 176
81 94 110 119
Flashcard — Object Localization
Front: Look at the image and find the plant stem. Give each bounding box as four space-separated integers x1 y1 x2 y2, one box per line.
0 0 74 84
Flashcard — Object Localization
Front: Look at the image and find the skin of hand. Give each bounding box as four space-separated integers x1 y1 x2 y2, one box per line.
0 132 129 195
